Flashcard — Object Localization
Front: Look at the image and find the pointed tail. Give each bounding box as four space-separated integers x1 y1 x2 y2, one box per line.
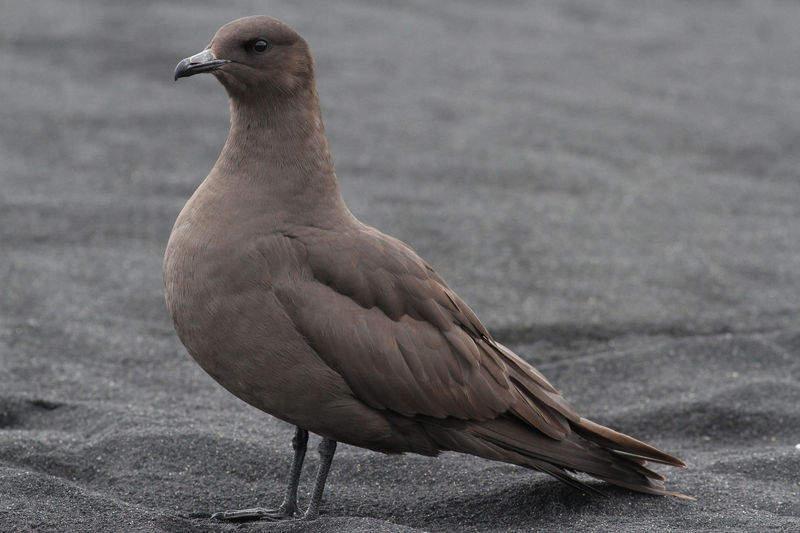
423 415 691 499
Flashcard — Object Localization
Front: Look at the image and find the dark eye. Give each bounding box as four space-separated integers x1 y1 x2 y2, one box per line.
249 39 271 53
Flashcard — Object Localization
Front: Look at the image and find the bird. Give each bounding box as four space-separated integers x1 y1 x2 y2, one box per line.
166 15 688 522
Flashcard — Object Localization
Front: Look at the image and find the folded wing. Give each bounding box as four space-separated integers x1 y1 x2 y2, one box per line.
271 224 580 439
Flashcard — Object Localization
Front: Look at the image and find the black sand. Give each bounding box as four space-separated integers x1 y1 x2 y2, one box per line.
1 1 798 531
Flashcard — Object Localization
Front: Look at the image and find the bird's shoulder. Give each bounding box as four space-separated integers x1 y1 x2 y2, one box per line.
278 223 481 329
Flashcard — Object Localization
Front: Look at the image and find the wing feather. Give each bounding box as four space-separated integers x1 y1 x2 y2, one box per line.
272 225 577 433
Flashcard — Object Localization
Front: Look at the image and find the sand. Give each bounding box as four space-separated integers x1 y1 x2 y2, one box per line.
1 1 798 531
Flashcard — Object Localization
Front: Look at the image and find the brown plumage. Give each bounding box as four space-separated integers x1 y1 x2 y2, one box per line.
166 15 688 521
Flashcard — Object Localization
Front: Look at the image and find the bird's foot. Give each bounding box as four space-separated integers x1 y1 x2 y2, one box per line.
211 506 294 522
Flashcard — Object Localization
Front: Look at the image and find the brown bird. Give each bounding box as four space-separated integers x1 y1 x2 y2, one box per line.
166 15 688 522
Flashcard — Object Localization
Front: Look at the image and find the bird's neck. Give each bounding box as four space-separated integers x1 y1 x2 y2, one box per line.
214 88 350 226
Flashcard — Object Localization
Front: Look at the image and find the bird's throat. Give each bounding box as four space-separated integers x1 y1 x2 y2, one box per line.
214 90 349 225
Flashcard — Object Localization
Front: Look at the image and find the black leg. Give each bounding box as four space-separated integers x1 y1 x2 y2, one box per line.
212 427 309 521
302 438 337 521
279 426 309 516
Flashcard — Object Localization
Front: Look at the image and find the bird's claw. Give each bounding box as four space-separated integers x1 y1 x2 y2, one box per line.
211 506 294 522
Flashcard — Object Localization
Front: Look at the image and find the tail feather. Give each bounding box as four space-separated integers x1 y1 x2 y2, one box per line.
572 417 687 468
420 415 689 498
527 460 607 496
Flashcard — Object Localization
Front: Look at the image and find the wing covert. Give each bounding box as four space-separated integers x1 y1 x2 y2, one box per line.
269 224 579 439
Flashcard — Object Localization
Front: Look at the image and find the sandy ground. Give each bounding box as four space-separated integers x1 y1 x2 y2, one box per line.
2 0 799 531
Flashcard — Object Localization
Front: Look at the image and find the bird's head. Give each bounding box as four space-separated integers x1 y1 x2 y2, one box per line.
174 16 314 99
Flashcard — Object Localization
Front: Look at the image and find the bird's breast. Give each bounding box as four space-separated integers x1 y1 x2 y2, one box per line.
163 193 278 382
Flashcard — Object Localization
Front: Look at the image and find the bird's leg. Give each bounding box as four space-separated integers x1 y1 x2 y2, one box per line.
301 438 337 520
211 426 309 521
276 426 309 516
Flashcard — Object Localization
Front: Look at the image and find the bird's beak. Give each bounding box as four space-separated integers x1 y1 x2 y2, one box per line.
174 49 231 81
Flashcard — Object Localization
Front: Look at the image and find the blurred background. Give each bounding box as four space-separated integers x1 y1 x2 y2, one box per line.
1 1 798 531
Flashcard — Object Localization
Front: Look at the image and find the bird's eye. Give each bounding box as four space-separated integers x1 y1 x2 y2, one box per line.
249 39 271 53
